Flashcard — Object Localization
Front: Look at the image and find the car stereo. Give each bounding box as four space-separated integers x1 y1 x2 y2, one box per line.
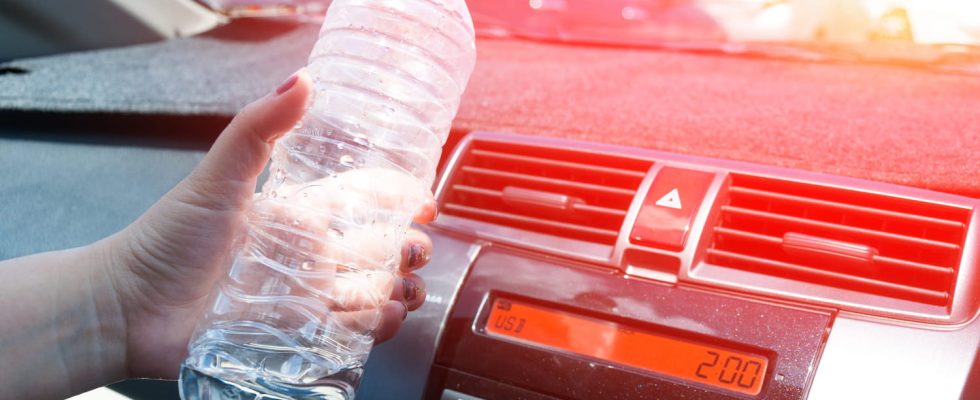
425 248 831 400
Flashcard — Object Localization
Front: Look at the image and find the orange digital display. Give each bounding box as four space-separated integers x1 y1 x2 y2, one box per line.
485 298 769 396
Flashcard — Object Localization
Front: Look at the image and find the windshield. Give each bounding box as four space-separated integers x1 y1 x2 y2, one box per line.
468 0 979 44
465 0 980 69
201 0 980 70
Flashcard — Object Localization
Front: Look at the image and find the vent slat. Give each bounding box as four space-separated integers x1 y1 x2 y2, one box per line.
462 166 637 197
714 226 782 244
722 206 961 252
574 203 628 217
444 203 621 240
874 255 954 277
452 184 500 197
730 186 965 230
706 249 949 305
472 149 647 180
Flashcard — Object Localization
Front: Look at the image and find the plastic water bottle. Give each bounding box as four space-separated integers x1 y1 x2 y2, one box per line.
178 1 476 398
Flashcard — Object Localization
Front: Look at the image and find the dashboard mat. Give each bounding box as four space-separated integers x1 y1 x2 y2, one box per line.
1 20 978 197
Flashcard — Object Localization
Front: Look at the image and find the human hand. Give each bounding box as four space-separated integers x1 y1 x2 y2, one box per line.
101 70 435 379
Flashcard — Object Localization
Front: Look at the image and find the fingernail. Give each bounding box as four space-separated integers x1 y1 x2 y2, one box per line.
408 243 428 269
275 72 299 95
403 279 418 302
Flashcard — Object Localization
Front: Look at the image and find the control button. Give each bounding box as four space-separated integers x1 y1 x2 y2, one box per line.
630 167 715 250
655 188 683 209
441 389 484 400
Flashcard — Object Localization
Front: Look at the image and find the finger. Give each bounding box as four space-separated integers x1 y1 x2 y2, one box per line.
413 196 438 224
400 229 432 273
390 273 427 311
373 301 407 344
189 69 312 204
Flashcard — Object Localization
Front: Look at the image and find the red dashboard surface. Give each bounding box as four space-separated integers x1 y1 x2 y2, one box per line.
452 38 980 198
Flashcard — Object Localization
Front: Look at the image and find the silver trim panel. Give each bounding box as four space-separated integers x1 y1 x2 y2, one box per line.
358 228 483 400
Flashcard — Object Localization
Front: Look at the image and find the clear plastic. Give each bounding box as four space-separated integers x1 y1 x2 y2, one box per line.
179 1 476 398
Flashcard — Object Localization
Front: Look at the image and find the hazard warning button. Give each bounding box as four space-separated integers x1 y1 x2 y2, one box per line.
630 167 715 251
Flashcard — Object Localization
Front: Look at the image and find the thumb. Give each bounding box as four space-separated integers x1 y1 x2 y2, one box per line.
188 69 312 205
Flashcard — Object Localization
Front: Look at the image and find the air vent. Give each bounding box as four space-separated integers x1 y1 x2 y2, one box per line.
440 138 653 245
706 174 970 306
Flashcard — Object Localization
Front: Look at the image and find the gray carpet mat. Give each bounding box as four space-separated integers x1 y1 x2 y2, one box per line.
0 21 315 115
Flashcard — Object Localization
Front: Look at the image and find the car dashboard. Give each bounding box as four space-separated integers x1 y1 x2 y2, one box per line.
360 131 980 400
2 21 979 400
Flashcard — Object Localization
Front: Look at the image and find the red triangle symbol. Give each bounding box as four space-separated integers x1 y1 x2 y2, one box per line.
655 188 682 210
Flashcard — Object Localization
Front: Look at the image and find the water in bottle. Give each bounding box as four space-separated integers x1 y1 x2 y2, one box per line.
179 0 476 398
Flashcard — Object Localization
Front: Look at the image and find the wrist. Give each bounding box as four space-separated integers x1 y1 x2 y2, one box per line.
0 238 132 397
93 224 203 379
79 235 134 382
